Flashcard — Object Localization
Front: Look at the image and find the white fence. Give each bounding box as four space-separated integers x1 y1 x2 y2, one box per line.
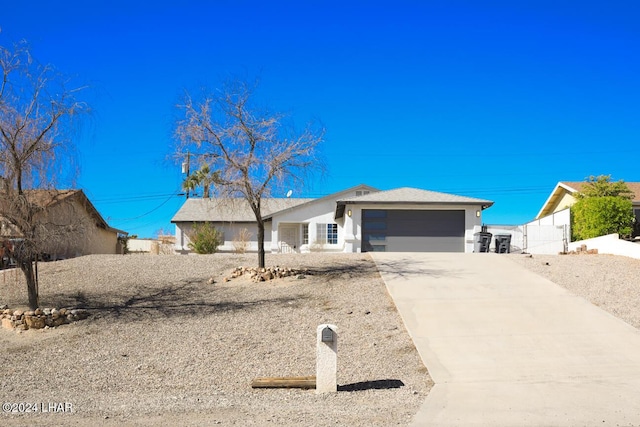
479 209 570 254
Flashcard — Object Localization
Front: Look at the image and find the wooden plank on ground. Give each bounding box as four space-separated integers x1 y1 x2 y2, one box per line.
251 376 316 389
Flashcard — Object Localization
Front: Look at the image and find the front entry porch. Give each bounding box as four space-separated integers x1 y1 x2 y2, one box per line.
276 223 309 253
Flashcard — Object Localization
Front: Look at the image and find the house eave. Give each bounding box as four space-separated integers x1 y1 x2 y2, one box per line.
535 182 580 219
335 200 494 219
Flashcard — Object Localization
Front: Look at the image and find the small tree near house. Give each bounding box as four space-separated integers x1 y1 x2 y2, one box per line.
0 42 87 309
174 78 324 268
571 175 635 241
187 222 222 254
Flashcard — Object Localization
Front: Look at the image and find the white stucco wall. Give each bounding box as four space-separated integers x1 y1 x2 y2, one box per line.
270 197 346 253
569 233 640 259
174 221 272 253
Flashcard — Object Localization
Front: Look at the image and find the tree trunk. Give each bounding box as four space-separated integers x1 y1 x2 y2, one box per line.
257 221 266 268
19 258 39 310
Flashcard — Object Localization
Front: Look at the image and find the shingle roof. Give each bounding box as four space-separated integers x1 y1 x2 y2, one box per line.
338 187 494 206
171 197 314 222
172 186 495 223
560 181 640 202
0 189 126 236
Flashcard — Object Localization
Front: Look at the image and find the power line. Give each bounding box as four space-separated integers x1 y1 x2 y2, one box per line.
93 192 182 204
107 193 180 222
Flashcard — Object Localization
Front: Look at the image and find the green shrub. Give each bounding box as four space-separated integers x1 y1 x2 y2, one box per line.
187 222 222 254
571 196 634 240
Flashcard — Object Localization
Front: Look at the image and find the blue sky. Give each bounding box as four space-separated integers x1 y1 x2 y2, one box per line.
2 1 639 237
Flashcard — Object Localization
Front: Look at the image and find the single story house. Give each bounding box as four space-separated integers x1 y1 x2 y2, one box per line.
0 189 127 259
171 184 493 253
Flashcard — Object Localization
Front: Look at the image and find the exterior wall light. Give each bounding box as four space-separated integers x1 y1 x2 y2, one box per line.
347 209 352 217
476 210 481 217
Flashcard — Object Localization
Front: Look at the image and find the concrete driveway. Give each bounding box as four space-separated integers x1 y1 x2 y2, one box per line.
371 252 640 427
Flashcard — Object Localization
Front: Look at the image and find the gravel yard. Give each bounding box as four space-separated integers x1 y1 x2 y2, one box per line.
0 253 430 426
2 252 640 426
508 253 640 329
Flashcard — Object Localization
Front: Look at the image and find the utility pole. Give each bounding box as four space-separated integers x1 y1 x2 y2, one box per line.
181 151 191 199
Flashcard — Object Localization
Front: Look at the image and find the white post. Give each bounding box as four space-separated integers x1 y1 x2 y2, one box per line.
316 324 337 393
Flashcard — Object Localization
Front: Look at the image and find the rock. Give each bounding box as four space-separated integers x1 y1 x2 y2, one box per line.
223 277 230 283
43 308 52 315
34 308 43 315
52 317 65 327
261 271 273 281
296 274 305 280
13 310 23 318
0 304 8 310
1 318 14 330
208 278 215 285
24 315 45 329
3 309 12 315
75 310 90 320
59 308 67 316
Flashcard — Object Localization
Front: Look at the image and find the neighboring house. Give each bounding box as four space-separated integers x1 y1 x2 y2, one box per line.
536 181 640 225
127 236 176 254
0 189 127 259
172 184 493 253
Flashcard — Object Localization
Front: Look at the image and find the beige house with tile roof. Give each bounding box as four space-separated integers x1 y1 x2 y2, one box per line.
172 184 493 253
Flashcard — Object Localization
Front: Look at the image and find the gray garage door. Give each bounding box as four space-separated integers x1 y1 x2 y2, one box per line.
362 209 465 252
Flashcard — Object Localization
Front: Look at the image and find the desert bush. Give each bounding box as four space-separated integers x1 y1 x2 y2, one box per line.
187 222 222 254
232 228 253 254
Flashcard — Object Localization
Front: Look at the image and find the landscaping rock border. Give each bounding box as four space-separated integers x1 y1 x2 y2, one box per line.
0 305 90 331
221 265 308 283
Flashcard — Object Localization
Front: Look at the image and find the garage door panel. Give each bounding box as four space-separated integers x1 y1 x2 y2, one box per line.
386 236 461 252
362 209 464 252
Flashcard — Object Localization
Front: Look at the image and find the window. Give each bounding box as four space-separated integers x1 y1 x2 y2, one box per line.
316 223 338 244
356 190 370 197
303 224 309 245
363 209 387 218
327 224 338 244
362 209 387 253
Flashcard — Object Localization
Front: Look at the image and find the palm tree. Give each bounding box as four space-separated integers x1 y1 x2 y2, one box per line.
182 165 220 198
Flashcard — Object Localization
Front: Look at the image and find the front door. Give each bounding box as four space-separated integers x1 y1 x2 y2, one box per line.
280 226 298 253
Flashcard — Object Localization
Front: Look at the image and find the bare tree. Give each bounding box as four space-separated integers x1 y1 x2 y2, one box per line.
0 41 87 309
175 79 324 268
